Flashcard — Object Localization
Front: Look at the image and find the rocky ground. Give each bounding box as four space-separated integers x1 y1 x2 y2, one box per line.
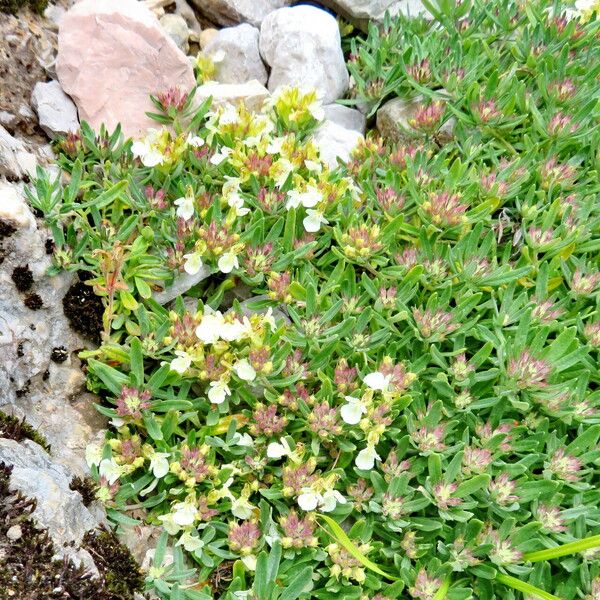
0 0 424 595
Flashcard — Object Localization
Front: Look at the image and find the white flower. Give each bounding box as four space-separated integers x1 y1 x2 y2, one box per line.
286 185 322 210
227 192 250 217
219 104 239 126
231 432 254 447
158 511 182 536
131 130 165 167
183 252 203 275
355 445 381 471
267 437 293 460
320 489 346 512
186 133 205 148
174 194 195 221
340 396 367 425
304 159 323 173
218 252 239 273
364 371 391 391
196 311 224 344
149 452 170 478
241 555 257 571
221 318 249 342
170 350 192 374
263 307 277 330
231 496 256 520
575 0 595 12
274 158 294 187
233 359 256 382
172 501 197 526
303 209 329 233
176 531 205 553
307 99 325 122
208 380 231 404
267 136 285 154
85 443 103 468
99 458 124 484
297 488 346 512
297 488 320 511
210 146 232 165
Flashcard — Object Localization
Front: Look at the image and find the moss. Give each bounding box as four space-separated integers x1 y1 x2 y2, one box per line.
11 264 34 292
82 527 145 598
24 292 43 310
0 411 50 452
0 0 48 15
69 475 98 507
0 219 17 239
0 462 144 600
62 276 104 342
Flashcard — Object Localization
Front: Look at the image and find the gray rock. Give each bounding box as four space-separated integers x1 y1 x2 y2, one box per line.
199 28 218 49
31 80 79 139
376 95 454 142
205 24 267 85
153 265 213 304
313 120 363 168
0 111 17 130
376 96 419 142
236 295 290 325
0 125 38 180
174 0 202 36
0 438 105 570
260 5 349 104
190 0 292 27
317 0 429 29
159 13 190 53
0 181 108 476
44 3 66 29
194 79 271 112
324 103 366 133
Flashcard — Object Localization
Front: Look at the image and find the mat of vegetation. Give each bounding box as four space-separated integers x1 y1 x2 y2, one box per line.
30 1 600 598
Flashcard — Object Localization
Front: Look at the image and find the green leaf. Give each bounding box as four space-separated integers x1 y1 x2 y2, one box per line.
455 475 490 497
143 412 164 441
130 337 144 387
279 566 313 600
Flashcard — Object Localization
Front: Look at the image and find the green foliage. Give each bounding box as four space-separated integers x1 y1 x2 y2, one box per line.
30 1 600 598
0 0 48 15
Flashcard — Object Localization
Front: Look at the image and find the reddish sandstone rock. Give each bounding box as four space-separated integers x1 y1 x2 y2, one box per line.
56 0 195 139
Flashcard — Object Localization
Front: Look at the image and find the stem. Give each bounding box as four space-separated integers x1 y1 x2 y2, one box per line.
495 574 560 600
523 535 600 563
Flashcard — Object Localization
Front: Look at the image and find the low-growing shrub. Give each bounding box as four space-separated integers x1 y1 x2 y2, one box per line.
30 1 600 598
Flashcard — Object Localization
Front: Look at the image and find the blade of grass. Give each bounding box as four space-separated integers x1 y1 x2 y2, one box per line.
496 574 560 600
317 514 398 581
523 535 600 562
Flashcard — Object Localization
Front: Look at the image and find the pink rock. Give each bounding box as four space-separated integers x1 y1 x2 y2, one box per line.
56 0 196 139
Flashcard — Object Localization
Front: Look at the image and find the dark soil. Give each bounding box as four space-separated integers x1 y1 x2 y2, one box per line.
62 277 104 342
0 411 50 451
11 264 34 292
24 292 43 310
0 463 143 600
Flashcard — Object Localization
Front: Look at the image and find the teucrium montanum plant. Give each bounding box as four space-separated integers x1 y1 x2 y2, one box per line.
29 0 600 598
